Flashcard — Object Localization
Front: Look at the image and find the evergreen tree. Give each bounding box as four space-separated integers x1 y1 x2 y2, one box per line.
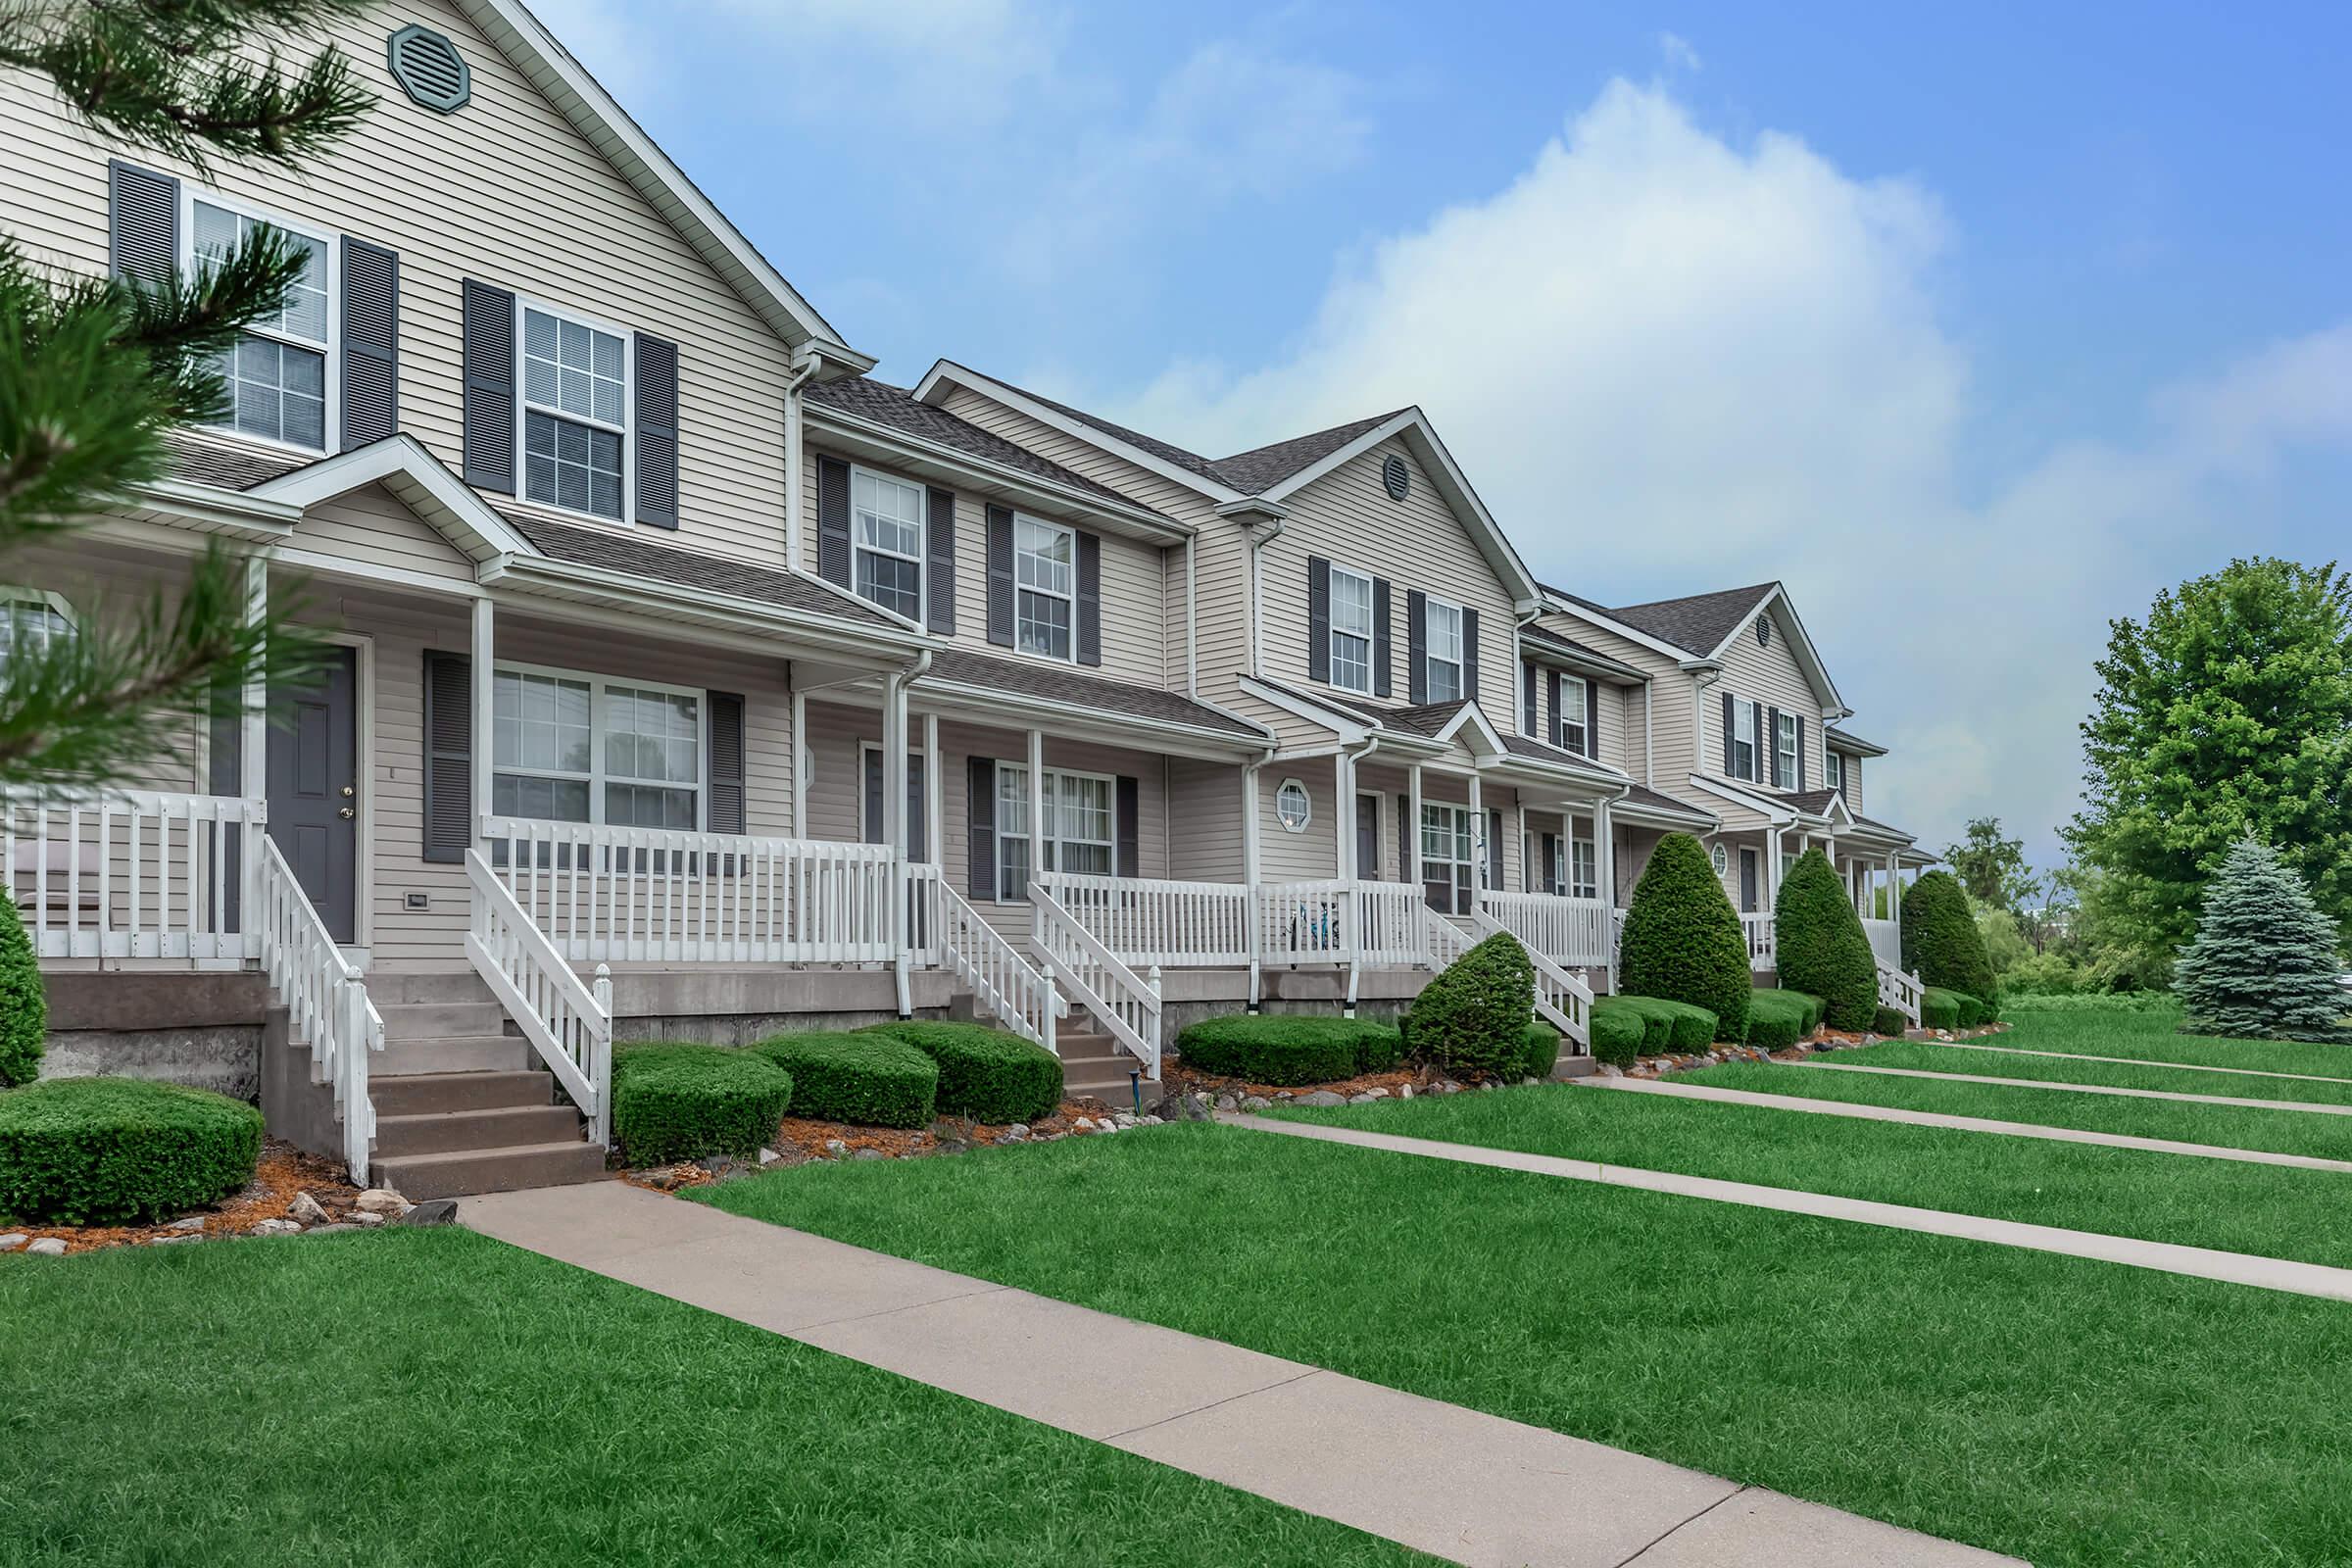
0 0 370 793
1773 849 1879 1030
1901 869 1999 1006
1618 833 1751 1043
2174 839 2348 1039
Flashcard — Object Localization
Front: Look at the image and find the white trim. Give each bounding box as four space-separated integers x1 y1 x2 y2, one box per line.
1688 773 1799 826
1274 777 1313 833
1326 561 1376 696
1427 700 1507 759
912 362 1248 502
1423 594 1466 705
1559 671 1591 756
1010 512 1078 665
489 658 708 831
1419 798 1478 915
1236 674 1376 744
246 434 539 561
0 585 77 637
182 184 339 456
993 759 1116 904
847 462 927 624
915 673 1270 754
1774 710 1799 791
514 293 633 526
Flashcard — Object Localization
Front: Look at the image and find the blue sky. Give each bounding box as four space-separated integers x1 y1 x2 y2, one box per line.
536 0 2352 869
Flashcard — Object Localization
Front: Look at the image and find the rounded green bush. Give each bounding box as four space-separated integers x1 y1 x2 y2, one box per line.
610 1043 793 1166
1173 1015 1395 1086
1616 995 1718 1053
1920 988 1969 1031
1954 992 1991 1029
1517 1023 1561 1081
859 1021 1062 1124
1743 989 1819 1052
751 1032 936 1129
1589 1000 1647 1064
0 908 44 1088
1872 1004 1912 1037
1901 871 1999 1011
1405 932 1537 1078
1618 833 1750 1043
1773 850 1880 1030
0 1076 260 1224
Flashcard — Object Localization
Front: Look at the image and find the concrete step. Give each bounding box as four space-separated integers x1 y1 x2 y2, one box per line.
377 1001 510 1041
364 970 496 1006
372 1142 608 1201
1553 1055 1596 1080
371 1069 557 1116
373 1103 585 1157
376 1036 533 1076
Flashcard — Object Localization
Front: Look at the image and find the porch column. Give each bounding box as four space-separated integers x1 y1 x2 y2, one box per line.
1594 796 1614 908
1406 764 1424 890
239 559 268 806
1335 750 1355 881
1764 826 1782 909
1466 771 1484 899
1242 762 1261 1009
1027 727 1046 893
470 597 495 847
789 689 808 838
884 672 910 1016
1514 798 1528 893
922 710 942 869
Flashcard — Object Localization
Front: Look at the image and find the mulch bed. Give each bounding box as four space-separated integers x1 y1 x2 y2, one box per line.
618 1098 1119 1190
2 1139 364 1256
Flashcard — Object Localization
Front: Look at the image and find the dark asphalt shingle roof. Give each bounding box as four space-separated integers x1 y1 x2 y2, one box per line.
1517 622 1647 680
498 511 901 627
1825 724 1885 756
1773 788 1846 818
922 649 1266 739
1599 583 1779 658
164 434 307 490
1501 733 1609 770
987 375 1405 496
1618 783 1714 822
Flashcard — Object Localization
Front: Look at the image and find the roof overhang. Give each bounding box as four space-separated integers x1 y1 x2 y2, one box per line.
481 551 931 663
1688 774 1799 827
245 435 538 563
1515 628 1648 684
1827 728 1888 759
1540 596 1709 665
915 361 1247 502
913 672 1272 757
1614 793 1719 832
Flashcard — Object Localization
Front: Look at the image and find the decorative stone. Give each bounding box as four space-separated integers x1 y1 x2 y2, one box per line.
305 1223 358 1235
1004 1124 1031 1140
1072 1117 1096 1132
348 1211 386 1228
287 1192 329 1225
1214 1095 1239 1113
850 1148 884 1160
1398 1084 1414 1099
153 1232 202 1245
0 1234 27 1252
1241 1095 1271 1111
26 1238 66 1256
1346 1092 1383 1104
758 1148 782 1165
1596 1063 1623 1078
1296 1090 1347 1107
355 1189 412 1215
163 1215 207 1231
1139 1114 1163 1126
252 1218 303 1236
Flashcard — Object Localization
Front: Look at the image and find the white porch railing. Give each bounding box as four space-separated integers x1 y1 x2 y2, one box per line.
255 835 383 1183
1878 960 1925 1028
466 850 613 1146
481 815 898 966
929 873 1063 1054
1253 878 1426 968
1861 917 1902 970
1477 889 1614 968
1035 871 1253 967
1740 912 1775 972
3 790 264 960
1031 882 1162 1079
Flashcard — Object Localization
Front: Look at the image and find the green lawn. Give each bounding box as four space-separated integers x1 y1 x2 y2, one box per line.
0 1229 1417 1568
1991 1003 2352 1079
704 1121 2352 1568
1826 1038 2352 1107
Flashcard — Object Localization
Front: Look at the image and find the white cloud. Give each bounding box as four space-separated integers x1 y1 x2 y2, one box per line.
1659 31 1703 72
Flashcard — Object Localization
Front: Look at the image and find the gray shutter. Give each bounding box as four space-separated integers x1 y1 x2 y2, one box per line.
1520 662 1536 734
422 651 472 862
461 280 515 494
1767 707 1782 787
633 332 679 529
1077 530 1102 666
1795 716 1806 792
861 751 883 845
925 487 956 634
1548 670 1563 748
815 455 852 587
108 161 177 284
967 758 997 901
1372 577 1392 698
1544 835 1561 895
340 237 398 450
1461 608 1480 710
707 692 745 835
1116 775 1140 877
1487 808 1502 889
1585 681 1600 760
1307 557 1331 683
1407 591 1427 704
986 506 1015 647
1754 702 1767 783
1396 794 1409 889
1721 691 1736 775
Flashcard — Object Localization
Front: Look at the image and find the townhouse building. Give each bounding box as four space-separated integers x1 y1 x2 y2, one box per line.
1 0 1932 1195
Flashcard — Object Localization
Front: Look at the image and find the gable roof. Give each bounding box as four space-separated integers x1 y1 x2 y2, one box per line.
453 0 863 365
1209 412 1407 493
1601 583 1780 658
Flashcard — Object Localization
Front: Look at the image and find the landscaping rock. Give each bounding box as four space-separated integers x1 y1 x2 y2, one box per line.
1241 1095 1271 1111
823 1139 847 1156
758 1147 782 1165
1296 1090 1347 1107
1004 1123 1031 1140
355 1189 412 1216
288 1192 329 1225
398 1200 459 1229
1139 1114 1163 1126
1398 1084 1414 1099
0 1234 26 1252
1214 1094 1239 1113
348 1211 386 1228
166 1215 207 1231
252 1218 303 1236
152 1233 201 1245
1596 1063 1623 1078
1072 1117 1096 1132
850 1148 884 1160
305 1223 358 1235
26 1238 66 1256
1346 1092 1383 1104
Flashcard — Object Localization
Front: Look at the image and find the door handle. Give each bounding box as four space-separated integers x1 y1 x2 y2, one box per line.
339 807 356 819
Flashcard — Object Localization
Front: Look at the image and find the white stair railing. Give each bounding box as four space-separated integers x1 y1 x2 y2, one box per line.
1740 911 1775 972
931 873 1064 1054
1878 959 1925 1027
1031 882 1162 1079
1470 907 1593 1052
255 836 383 1184
466 849 613 1146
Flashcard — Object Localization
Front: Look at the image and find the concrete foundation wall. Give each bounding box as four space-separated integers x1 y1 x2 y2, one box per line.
36 970 270 1100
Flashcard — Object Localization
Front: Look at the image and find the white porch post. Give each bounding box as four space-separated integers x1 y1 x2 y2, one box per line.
1406 763 1424 892
922 710 942 869
1764 827 1782 911
239 559 269 936
1335 751 1355 881
885 672 910 1016
1594 796 1614 908
1241 762 1261 1009
1026 727 1046 892
469 597 494 849
1514 798 1528 893
789 688 808 838
1466 771 1484 909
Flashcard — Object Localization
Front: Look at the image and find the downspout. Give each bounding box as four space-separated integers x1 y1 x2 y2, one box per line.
1247 514 1286 678
1642 677 1654 787
889 651 933 1020
1338 732 1381 1016
1242 740 1277 1010
1185 535 1199 698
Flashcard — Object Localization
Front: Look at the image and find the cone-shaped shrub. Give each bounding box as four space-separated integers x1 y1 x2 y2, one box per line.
0 908 43 1087
1900 870 1997 1009
1618 832 1750 1043
1405 931 1535 1078
1774 849 1880 1030
2174 839 2349 1039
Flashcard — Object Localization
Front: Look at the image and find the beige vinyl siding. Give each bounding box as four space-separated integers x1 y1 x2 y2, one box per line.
1 0 797 569
8 544 207 797
1167 758 1245 883
1257 758 1339 884
1532 611 1696 785
289 483 478 582
1714 601 1827 791
1833 752 1866 814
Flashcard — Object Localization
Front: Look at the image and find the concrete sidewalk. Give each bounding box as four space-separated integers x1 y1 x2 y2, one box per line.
1585 1074 2352 1173
1799 1059 2352 1115
1928 1038 2352 1088
463 1180 2021 1568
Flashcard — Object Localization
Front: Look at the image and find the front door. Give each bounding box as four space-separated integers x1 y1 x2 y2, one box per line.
268 646 360 944
862 749 927 859
1355 793 1380 880
1738 848 1759 913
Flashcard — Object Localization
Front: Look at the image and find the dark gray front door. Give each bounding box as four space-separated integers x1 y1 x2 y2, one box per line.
862 749 927 859
1355 793 1380 880
269 646 360 944
1738 848 1759 913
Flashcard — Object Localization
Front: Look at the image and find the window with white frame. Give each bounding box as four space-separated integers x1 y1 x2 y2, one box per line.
996 765 1112 901
1825 751 1845 796
1775 711 1799 789
1329 565 1374 694
520 303 627 520
1421 802 1475 914
852 468 924 621
1731 699 1756 781
492 665 700 829
1569 823 1598 900
191 195 333 451
0 590 73 666
1711 842 1730 877
1560 673 1590 755
1275 778 1312 832
1014 515 1075 661
1425 598 1463 703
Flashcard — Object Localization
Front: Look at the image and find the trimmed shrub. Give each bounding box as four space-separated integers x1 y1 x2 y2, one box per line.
1773 850 1880 1030
610 1043 793 1165
1616 995 1718 1053
1406 932 1537 1078
1953 992 1991 1029
751 1032 936 1129
1921 988 1969 1031
1618 832 1750 1043
1174 1015 1396 1086
1743 989 1818 1052
1517 1024 1561 1081
0 909 42 1088
1901 871 1999 1011
859 1021 1062 1124
1872 1004 1912 1037
0 1077 261 1224
2174 839 2350 1039
1589 1000 1647 1064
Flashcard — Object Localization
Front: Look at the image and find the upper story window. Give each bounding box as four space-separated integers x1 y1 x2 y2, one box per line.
1731 698 1756 781
1825 751 1845 797
1561 674 1590 755
1329 565 1374 694
0 590 73 665
1425 598 1464 704
492 663 700 831
1015 515 1075 662
852 467 924 621
191 194 334 452
1775 711 1799 789
521 302 628 521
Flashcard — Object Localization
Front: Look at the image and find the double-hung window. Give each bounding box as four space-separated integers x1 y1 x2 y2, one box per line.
1421 802 1475 914
191 195 333 451
996 764 1112 901
0 590 73 667
1014 516 1075 661
1329 565 1374 694
1731 699 1756 781
852 468 924 620
1425 598 1464 704
492 664 701 830
1775 712 1799 789
520 302 628 521
1825 751 1844 798
1560 674 1590 755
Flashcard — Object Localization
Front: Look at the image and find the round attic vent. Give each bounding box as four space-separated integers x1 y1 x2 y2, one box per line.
1382 454 1409 502
388 24 470 113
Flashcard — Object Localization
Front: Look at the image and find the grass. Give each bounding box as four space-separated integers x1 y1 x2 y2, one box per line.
1271 1077 2352 1267
1828 1039 2352 1107
704 1122 2352 1568
0 1228 1419 1567
1951 1002 2352 1080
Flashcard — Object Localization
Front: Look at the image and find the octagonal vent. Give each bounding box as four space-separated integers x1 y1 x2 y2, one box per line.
388 24 470 114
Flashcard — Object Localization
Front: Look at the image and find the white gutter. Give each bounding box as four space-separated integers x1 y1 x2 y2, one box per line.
1185 535 1199 698
783 349 820 569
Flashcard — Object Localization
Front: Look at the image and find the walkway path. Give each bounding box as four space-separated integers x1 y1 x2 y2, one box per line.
1583 1074 2352 1173
1796 1059 2352 1116
463 1180 2019 1568
1225 1113 2352 1304
1926 1037 2352 1088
